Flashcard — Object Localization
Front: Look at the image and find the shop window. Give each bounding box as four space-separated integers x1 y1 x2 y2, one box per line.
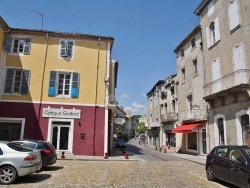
0 122 22 141
218 118 225 145
241 114 250 145
187 132 197 150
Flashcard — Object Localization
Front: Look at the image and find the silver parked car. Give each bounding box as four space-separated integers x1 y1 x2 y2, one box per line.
0 142 42 185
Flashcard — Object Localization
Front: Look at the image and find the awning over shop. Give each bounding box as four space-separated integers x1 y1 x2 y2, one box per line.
171 123 200 133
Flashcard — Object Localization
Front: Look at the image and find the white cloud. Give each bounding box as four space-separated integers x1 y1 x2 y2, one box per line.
124 106 138 113
132 102 146 108
120 94 129 99
124 101 147 115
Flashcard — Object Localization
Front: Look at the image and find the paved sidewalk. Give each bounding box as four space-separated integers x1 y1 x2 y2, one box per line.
58 142 206 165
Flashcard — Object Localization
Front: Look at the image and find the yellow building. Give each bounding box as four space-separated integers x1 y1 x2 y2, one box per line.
0 16 118 157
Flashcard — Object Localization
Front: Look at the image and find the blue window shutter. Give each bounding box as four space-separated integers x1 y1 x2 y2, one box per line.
71 72 79 98
49 71 57 96
20 70 30 94
4 69 14 93
23 38 31 55
4 35 12 52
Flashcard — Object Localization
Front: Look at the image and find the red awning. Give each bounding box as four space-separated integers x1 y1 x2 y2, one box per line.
172 123 200 133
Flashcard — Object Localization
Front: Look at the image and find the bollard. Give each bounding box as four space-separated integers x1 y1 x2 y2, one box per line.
124 153 129 159
159 148 162 152
104 153 108 159
155 147 157 151
164 148 167 153
61 151 65 158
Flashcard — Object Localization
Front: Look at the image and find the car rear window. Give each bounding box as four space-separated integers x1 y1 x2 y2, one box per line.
23 142 37 149
7 143 33 152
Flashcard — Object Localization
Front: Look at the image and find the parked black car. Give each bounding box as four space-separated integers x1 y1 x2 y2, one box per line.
206 145 250 188
11 140 57 170
115 139 126 148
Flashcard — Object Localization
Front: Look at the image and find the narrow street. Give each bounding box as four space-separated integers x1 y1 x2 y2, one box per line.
2 140 235 188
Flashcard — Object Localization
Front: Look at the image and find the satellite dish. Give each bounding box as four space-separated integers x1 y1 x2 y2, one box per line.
115 118 125 125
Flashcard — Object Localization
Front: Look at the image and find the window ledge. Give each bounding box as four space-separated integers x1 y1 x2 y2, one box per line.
54 95 72 99
181 81 186 85
191 46 197 52
208 40 220 50
230 24 241 35
193 73 199 78
2 93 21 96
8 53 25 56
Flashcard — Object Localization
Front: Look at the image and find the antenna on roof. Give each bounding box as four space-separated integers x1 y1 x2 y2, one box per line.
33 10 44 30
70 29 79 34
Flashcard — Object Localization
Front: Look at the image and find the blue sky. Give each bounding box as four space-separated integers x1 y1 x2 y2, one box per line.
0 0 201 115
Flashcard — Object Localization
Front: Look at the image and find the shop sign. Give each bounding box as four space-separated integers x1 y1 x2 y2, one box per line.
115 118 125 125
42 108 81 119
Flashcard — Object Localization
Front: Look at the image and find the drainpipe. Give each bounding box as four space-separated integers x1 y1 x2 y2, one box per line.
104 42 111 158
36 33 49 139
198 11 209 154
0 30 10 99
92 38 101 156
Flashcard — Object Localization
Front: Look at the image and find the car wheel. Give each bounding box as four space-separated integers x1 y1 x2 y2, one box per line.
206 165 216 181
0 166 17 185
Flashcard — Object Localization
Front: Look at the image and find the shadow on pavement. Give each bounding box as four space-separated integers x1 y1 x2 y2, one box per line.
14 174 51 184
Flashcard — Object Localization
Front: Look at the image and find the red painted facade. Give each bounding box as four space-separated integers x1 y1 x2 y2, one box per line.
0 102 106 156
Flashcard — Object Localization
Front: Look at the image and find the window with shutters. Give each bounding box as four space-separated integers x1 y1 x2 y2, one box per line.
181 68 186 84
207 1 214 16
228 0 240 32
4 36 31 55
48 71 79 98
3 68 30 95
191 37 196 49
58 39 75 59
180 49 184 58
193 59 198 76
206 17 220 49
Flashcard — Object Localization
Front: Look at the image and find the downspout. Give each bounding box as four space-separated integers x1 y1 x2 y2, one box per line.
0 30 10 99
104 42 111 157
198 11 209 154
36 33 49 139
92 38 101 156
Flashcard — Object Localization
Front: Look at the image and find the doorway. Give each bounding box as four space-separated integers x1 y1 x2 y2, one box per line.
52 125 69 150
48 119 74 153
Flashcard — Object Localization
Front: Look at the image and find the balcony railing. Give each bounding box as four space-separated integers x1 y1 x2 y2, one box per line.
180 109 206 122
161 112 177 122
204 69 250 96
149 121 161 128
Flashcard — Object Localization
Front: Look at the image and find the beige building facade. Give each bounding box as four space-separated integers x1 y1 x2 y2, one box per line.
195 0 250 151
173 25 207 155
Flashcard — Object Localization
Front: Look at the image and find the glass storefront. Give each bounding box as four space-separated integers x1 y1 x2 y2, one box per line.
187 132 197 150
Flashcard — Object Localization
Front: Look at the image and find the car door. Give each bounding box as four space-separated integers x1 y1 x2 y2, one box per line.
212 147 230 179
228 148 248 187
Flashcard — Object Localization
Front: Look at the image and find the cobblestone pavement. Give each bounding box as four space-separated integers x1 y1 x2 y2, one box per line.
2 160 229 188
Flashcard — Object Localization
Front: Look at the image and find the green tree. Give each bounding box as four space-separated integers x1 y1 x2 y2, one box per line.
136 122 146 135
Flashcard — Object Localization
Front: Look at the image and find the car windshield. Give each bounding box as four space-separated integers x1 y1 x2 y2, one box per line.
7 143 34 152
241 148 250 159
117 139 125 142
